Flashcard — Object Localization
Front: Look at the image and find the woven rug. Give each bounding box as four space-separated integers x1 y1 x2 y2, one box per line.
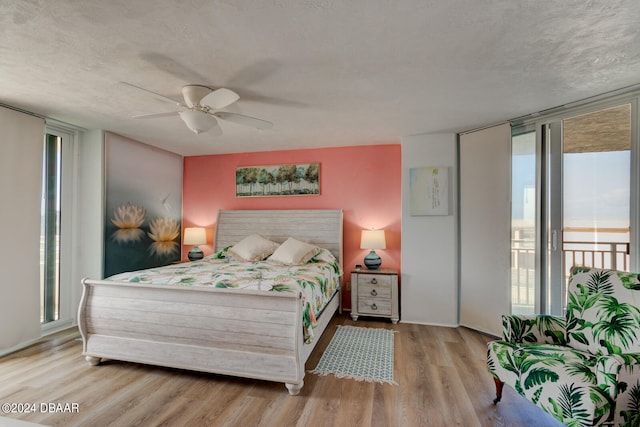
310 325 397 385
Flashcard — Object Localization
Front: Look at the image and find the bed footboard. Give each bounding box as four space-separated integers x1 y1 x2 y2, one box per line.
78 278 308 394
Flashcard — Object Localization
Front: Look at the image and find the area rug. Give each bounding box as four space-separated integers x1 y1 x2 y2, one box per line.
310 325 397 385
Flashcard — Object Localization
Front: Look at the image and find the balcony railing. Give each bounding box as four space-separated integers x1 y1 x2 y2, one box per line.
563 241 629 272
511 228 630 310
512 240 535 307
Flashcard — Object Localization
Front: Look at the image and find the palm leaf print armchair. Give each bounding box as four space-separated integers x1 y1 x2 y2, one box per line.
487 267 640 427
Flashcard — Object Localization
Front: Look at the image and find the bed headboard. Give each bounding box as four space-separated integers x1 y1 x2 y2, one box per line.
214 209 343 269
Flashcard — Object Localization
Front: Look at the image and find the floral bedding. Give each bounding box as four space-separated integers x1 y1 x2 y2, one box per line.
106 248 342 344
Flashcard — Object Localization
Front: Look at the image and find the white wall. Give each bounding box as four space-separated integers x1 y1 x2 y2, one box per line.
69 129 104 317
401 133 458 325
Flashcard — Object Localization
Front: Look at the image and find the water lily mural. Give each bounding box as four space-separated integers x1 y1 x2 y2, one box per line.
111 203 146 243
148 217 180 257
104 133 183 277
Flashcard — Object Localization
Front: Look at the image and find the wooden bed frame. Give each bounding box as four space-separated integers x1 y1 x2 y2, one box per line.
78 209 343 395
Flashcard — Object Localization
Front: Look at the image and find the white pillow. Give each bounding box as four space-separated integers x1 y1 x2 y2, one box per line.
268 237 321 265
227 234 280 262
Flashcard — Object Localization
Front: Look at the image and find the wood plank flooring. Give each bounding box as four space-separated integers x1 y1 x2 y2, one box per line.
0 314 565 427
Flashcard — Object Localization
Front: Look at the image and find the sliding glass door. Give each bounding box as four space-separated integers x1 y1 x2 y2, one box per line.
553 104 632 314
511 101 635 315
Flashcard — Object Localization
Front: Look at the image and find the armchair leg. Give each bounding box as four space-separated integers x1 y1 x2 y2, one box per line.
493 378 504 404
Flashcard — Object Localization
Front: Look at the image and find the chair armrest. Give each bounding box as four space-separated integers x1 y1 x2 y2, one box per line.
596 353 640 398
502 314 566 344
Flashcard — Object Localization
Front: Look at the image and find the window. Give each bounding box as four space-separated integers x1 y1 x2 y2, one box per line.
40 125 75 331
41 133 61 323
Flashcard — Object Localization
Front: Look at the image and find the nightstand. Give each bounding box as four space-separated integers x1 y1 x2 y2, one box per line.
350 268 399 324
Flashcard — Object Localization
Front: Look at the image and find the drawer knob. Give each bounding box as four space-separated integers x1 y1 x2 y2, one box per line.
370 289 377 296
371 303 378 310
371 278 377 284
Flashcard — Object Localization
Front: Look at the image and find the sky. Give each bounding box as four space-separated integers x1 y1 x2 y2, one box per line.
512 131 630 229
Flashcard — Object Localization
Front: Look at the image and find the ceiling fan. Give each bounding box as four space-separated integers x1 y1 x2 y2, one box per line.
120 82 273 135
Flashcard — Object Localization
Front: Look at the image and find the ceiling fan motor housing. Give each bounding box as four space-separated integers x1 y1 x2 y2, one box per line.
181 85 213 108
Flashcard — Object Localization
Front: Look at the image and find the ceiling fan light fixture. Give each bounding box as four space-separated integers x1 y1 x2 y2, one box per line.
179 110 217 134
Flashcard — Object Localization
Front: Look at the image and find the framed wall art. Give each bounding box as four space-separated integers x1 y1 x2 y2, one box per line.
236 163 320 197
409 166 450 216
104 133 183 277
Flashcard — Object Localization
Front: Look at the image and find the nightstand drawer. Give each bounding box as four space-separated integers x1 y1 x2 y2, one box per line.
358 297 392 315
356 274 392 288
358 284 392 298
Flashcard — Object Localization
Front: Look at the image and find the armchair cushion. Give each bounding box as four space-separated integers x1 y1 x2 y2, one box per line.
502 314 566 345
487 340 611 424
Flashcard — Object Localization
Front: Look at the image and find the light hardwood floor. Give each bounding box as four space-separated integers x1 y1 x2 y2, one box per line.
0 314 564 427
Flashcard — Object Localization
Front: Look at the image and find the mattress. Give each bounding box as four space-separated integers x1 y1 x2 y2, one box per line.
107 248 341 343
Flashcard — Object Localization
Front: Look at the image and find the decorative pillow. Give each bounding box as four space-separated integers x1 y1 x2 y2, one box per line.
227 234 280 262
268 237 321 265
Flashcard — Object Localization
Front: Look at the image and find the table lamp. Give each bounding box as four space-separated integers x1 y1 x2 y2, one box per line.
360 229 386 270
184 227 207 261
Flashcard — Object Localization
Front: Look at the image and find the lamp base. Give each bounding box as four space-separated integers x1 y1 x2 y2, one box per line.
188 246 204 261
363 250 381 270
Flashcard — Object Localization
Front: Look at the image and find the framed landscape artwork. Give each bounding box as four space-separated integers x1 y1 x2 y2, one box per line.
236 163 320 197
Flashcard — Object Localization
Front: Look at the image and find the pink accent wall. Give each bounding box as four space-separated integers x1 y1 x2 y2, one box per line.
182 144 401 309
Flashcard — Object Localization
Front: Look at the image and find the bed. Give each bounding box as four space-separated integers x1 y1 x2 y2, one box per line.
78 209 343 395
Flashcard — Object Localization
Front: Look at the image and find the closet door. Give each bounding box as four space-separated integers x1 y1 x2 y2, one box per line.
459 123 511 336
0 107 45 351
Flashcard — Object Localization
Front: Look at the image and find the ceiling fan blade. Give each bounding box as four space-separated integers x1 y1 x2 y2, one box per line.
213 111 273 130
132 111 179 119
200 88 240 110
120 82 184 106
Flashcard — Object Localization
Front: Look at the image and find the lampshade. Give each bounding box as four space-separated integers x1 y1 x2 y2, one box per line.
183 227 207 245
360 229 386 250
179 110 217 134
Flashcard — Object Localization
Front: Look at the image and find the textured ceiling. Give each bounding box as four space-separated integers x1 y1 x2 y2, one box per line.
2 0 640 156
